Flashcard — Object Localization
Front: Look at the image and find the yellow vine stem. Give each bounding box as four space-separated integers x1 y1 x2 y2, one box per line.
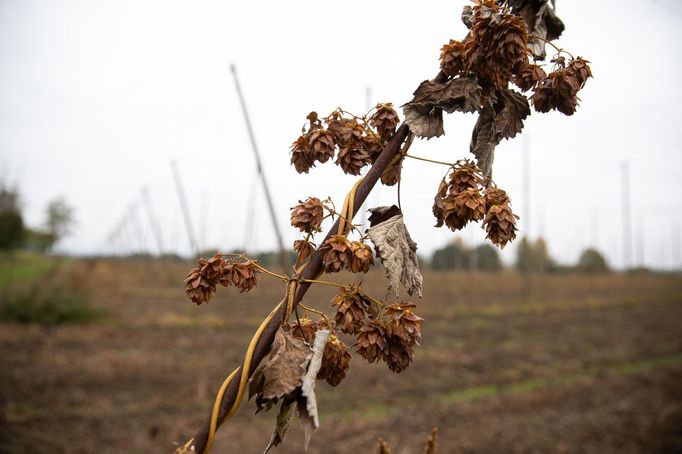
183 298 288 454
337 177 365 237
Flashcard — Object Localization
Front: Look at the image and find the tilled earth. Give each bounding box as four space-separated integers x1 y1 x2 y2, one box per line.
1 260 681 453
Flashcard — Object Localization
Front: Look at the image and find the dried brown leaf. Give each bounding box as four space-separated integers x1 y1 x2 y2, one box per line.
470 103 500 180
298 329 329 451
402 77 482 139
249 328 312 412
263 398 297 454
495 89 530 140
367 207 423 298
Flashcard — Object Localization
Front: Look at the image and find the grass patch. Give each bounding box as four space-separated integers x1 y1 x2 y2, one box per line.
0 283 101 324
444 384 499 403
0 251 57 290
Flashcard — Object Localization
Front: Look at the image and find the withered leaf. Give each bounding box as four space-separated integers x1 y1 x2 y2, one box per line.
249 327 312 412
494 89 530 140
263 397 297 454
367 207 423 298
402 77 482 139
298 329 329 451
470 103 500 181
402 103 444 140
509 0 564 60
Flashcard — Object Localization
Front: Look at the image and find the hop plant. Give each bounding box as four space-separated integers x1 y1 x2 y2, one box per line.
384 302 424 346
355 320 389 363
332 287 367 335
290 197 325 233
370 103 400 141
184 259 219 305
349 241 374 273
293 239 316 262
290 135 315 174
220 259 260 292
440 39 466 77
464 1 529 91
319 235 353 273
514 63 548 92
316 334 352 386
482 187 518 248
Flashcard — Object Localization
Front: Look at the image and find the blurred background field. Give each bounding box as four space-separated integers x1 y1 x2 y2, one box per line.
1 254 681 453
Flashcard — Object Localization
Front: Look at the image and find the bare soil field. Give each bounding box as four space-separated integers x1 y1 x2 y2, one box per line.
1 259 681 453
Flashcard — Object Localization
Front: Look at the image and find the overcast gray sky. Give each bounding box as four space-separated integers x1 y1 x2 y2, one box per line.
1 0 681 269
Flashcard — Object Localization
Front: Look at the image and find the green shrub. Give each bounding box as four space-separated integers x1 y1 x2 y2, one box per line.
0 281 101 325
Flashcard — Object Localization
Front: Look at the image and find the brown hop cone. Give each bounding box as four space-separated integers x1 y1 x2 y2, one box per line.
483 204 519 248
384 335 415 374
290 197 324 233
332 287 366 335
384 302 424 345
220 260 260 292
200 253 225 281
184 263 217 305
349 241 374 273
290 317 317 343
308 129 336 163
449 162 483 192
327 117 364 146
465 2 529 90
440 39 466 77
290 134 315 174
355 320 388 363
531 68 580 115
336 145 372 175
369 103 400 141
316 334 352 386
293 239 316 262
484 187 510 207
514 63 547 92
441 188 487 231
319 235 353 273
566 57 592 88
363 134 385 162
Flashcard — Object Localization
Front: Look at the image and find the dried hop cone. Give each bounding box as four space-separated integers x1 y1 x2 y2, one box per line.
349 241 374 273
317 334 352 386
363 134 385 162
531 60 590 116
440 39 466 77
513 63 547 92
370 103 400 141
290 317 318 343
449 161 484 192
355 320 389 363
291 197 324 233
220 259 260 292
384 335 415 374
465 2 529 90
484 187 510 207
319 235 353 273
308 129 336 163
332 287 367 335
336 145 372 176
441 188 487 231
384 302 424 346
483 204 519 248
293 239 316 262
290 134 315 174
184 254 224 305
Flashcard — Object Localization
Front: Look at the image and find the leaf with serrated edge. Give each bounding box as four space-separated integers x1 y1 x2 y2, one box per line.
298 329 329 451
367 207 423 298
249 328 312 412
495 89 530 140
402 77 482 139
